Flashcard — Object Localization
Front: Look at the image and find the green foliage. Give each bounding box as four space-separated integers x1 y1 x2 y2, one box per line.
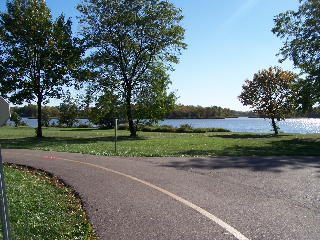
298 106 320 118
41 107 51 127
5 165 96 239
58 95 79 127
0 0 82 137
239 66 298 135
10 111 22 127
140 125 176 133
89 90 124 129
78 0 186 137
77 123 93 128
176 124 193 132
272 0 320 106
118 124 129 131
11 104 38 118
122 123 230 133
133 64 177 125
166 105 236 119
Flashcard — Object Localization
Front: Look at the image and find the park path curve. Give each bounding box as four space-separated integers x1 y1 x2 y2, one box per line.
3 149 320 240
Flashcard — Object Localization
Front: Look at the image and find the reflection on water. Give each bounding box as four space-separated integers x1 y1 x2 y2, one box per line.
8 117 320 134
160 118 320 134
282 118 320 134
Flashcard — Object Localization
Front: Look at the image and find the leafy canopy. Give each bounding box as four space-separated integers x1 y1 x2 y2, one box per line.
58 94 79 128
272 0 320 106
89 89 125 129
0 0 82 137
0 0 82 103
77 0 186 136
133 63 176 124
239 66 297 134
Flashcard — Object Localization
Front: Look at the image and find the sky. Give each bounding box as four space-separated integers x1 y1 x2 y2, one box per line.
0 0 300 111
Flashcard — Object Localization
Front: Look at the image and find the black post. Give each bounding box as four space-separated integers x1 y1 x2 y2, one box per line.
114 119 118 153
0 147 11 240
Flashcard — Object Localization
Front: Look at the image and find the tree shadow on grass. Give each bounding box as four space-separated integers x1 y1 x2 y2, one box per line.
0 136 146 149
162 138 320 173
162 155 320 174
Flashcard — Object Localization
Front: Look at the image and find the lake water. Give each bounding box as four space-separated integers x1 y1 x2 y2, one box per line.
10 117 320 134
160 118 320 134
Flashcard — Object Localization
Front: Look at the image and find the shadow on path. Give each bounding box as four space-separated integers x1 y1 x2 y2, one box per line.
162 155 320 174
162 138 320 173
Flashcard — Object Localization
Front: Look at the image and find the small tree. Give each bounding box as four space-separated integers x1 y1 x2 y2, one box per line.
58 96 79 127
89 90 124 129
10 112 22 127
41 107 51 127
239 66 297 135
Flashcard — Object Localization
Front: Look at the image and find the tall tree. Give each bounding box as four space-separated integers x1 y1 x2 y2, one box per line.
78 0 186 137
0 0 82 137
239 66 297 135
272 0 320 107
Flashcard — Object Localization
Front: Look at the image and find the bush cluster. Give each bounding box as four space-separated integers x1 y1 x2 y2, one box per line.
118 123 230 133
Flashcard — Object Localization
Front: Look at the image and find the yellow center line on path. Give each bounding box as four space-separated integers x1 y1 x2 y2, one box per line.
7 151 250 240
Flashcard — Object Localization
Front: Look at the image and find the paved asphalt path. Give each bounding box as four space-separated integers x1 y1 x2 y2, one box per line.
2 149 320 240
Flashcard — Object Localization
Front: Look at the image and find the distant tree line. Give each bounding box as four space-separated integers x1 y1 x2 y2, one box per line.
10 104 245 120
11 105 59 118
293 107 320 118
166 105 238 119
10 104 320 121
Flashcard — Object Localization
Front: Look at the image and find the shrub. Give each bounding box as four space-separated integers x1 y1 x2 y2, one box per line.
118 124 129 130
205 128 231 132
10 112 22 127
49 122 57 127
138 123 230 133
176 124 193 133
77 123 93 128
19 121 28 127
116 123 230 133
179 124 193 129
155 125 175 132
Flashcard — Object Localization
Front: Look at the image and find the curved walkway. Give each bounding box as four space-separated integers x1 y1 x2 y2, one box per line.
3 149 320 240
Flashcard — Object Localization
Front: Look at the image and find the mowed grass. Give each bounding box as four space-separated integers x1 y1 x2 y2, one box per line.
3 164 96 240
0 126 319 156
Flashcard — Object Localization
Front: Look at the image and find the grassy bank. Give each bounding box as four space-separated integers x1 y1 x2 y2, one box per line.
0 126 319 156
3 164 96 240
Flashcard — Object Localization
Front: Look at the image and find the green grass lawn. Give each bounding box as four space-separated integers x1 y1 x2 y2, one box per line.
3 164 96 240
0 126 319 156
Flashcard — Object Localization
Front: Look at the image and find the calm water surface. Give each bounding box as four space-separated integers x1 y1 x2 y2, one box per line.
160 118 320 134
14 117 320 134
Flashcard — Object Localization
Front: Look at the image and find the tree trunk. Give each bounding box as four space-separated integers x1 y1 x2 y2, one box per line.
125 90 137 137
36 96 43 138
127 108 136 137
271 117 278 135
